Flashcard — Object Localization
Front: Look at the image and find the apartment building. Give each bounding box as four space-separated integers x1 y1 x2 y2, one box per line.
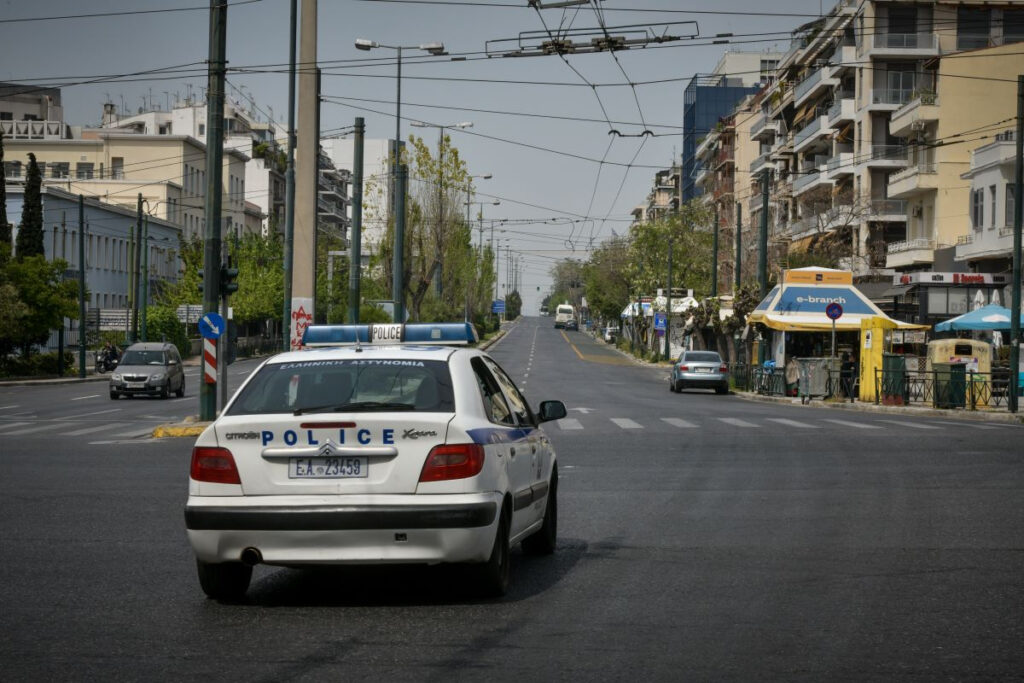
630 165 680 225
682 51 783 204
742 0 1024 279
103 99 280 237
955 129 1019 279
322 137 393 253
0 81 68 140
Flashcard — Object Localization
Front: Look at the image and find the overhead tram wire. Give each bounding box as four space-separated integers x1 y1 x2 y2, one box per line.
0 0 264 24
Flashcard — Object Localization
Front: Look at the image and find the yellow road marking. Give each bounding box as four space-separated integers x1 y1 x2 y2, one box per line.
561 331 585 360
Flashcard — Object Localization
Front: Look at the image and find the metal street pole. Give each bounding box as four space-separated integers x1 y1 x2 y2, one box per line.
348 117 364 323
664 239 672 361
282 0 297 351
1009 75 1023 414
126 222 133 344
132 193 142 343
711 205 718 298
78 195 86 378
394 163 407 322
759 170 770 298
200 0 227 420
735 202 742 293
140 214 148 341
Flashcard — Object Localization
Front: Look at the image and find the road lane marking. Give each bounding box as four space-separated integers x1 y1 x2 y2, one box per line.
0 421 30 432
822 418 883 430
556 418 584 430
65 423 128 436
661 417 698 428
71 394 101 401
560 331 585 360
64 408 123 418
931 420 1002 430
718 417 759 428
0 405 20 410
610 418 643 429
4 423 72 436
113 428 156 439
876 420 941 430
765 418 819 429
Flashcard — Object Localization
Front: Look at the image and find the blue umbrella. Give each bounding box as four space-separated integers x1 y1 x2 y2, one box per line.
933 303 1023 332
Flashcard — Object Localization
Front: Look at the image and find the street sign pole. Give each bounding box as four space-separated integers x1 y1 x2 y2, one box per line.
832 318 836 358
825 302 844 358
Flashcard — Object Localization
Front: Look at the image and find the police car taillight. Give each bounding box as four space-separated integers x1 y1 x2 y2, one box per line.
419 444 485 482
190 446 241 485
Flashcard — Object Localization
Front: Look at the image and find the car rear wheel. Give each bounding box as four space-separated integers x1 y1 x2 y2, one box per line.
716 384 728 395
109 391 119 400
523 471 557 556
471 502 510 597
196 559 251 602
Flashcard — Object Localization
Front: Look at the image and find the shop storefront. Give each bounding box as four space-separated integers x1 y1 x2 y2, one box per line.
887 272 1011 329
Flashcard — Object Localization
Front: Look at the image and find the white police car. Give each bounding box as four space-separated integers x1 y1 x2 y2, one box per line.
185 322 566 600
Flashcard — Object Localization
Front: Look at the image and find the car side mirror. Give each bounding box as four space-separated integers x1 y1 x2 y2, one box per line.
536 400 567 423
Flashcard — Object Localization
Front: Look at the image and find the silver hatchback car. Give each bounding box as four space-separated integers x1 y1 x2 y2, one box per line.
670 350 729 394
110 342 185 399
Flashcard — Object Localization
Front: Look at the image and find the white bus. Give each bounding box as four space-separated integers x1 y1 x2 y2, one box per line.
554 304 575 329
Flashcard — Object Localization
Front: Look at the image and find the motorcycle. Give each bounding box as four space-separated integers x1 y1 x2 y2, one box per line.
95 349 120 373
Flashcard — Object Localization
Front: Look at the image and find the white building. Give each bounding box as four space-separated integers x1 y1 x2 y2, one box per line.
322 137 393 253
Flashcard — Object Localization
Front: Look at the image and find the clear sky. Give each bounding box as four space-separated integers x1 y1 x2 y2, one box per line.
0 0 827 314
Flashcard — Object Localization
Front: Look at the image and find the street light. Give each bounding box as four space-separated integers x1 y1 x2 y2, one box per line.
410 121 472 297
354 38 447 321
465 198 500 253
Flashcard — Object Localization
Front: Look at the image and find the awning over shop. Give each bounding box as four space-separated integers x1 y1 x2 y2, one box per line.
747 278 927 332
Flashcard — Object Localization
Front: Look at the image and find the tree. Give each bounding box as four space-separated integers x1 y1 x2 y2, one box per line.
582 236 630 323
14 153 44 260
2 255 79 357
155 234 203 311
231 231 284 326
144 305 189 358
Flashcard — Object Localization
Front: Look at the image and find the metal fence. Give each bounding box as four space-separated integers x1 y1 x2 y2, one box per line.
872 368 1018 411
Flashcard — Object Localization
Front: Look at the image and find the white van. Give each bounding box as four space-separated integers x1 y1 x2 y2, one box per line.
554 304 575 329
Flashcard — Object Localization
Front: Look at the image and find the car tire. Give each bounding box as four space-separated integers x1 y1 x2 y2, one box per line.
196 559 251 602
175 378 185 398
160 384 170 400
716 384 728 395
523 471 557 556
472 502 510 597
676 381 685 392
109 391 119 400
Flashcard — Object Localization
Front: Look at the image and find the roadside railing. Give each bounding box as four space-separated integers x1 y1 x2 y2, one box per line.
872 368 1017 411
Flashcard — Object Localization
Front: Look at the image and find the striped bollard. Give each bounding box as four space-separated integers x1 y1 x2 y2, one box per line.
204 337 217 384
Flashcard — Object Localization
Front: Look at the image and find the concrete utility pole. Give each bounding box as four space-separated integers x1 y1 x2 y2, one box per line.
290 0 317 347
348 117 364 324
664 239 673 361
711 205 718 298
140 213 148 341
759 170 770 298
394 164 408 322
735 202 742 293
132 193 142 343
200 0 227 421
78 195 86 378
1009 74 1023 414
282 0 297 351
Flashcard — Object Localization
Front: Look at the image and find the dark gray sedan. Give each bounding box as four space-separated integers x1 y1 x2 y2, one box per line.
670 350 729 394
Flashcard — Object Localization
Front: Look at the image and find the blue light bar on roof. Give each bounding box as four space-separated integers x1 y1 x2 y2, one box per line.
302 322 479 347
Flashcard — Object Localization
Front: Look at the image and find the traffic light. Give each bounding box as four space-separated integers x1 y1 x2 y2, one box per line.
220 264 239 295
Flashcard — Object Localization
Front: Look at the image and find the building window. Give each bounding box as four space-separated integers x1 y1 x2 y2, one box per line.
76 162 94 180
199 124 205 136
1005 9 1024 44
971 189 984 229
989 185 997 228
0 111 12 121
958 8 992 50
111 157 124 180
1007 184 1017 227
3 161 21 178
50 162 69 178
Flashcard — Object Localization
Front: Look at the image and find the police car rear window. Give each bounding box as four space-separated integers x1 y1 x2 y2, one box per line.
227 359 455 415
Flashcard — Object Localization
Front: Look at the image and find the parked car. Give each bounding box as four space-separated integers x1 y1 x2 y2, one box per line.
670 350 729 394
110 342 185 399
603 326 619 342
564 319 579 331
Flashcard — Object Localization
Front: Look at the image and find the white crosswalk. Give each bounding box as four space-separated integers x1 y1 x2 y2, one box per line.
661 417 698 429
544 415 1014 433
609 418 643 430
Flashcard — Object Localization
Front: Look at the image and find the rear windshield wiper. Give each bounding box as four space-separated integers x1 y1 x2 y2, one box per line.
293 401 415 415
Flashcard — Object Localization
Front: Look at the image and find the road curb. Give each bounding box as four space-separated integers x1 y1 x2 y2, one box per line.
734 390 1024 424
152 420 211 438
0 374 110 387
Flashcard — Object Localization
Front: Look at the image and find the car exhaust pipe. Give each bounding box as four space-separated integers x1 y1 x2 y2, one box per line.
240 547 262 566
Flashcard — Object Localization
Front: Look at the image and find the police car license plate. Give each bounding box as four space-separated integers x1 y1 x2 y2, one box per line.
289 457 368 479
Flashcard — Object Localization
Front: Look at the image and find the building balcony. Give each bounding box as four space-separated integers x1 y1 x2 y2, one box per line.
826 94 855 127
872 198 908 221
887 161 939 198
714 145 735 170
826 152 854 179
794 66 840 107
889 93 940 138
770 133 794 160
793 116 831 153
956 225 1017 263
869 88 915 110
862 32 940 59
766 82 793 120
792 165 832 196
886 238 936 269
863 144 908 169
0 119 69 140
749 152 773 176
751 115 780 142
831 44 859 74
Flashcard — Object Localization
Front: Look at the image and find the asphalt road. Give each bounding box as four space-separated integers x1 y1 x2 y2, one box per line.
1 318 1021 680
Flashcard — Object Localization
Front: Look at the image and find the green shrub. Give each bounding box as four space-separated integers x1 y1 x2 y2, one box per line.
144 306 190 357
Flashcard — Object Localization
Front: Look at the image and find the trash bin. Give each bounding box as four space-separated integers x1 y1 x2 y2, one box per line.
881 353 908 405
933 362 966 409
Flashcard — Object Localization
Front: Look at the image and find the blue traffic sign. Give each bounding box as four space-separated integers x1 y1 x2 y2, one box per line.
199 311 226 339
491 300 506 313
825 302 844 320
654 312 667 330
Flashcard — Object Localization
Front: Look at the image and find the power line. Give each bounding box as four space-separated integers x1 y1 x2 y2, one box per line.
0 0 264 24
